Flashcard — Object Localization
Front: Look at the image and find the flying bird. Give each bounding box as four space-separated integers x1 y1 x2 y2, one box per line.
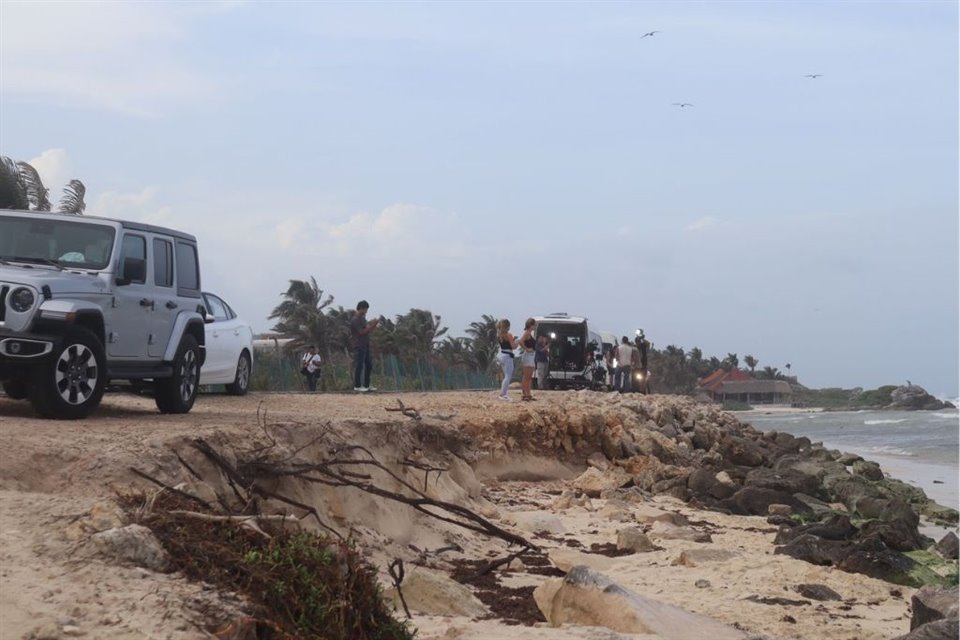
804 74 823 79
641 31 660 38
672 103 694 108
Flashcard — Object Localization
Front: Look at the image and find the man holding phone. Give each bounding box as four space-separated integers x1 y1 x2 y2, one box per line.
350 300 380 392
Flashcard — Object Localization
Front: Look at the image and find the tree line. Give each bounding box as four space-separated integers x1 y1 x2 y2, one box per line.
270 278 794 393
0 155 87 213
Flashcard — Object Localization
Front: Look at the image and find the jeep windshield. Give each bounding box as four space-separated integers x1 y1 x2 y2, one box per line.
0 216 116 271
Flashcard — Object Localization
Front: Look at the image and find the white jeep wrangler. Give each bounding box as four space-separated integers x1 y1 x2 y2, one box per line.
0 210 208 419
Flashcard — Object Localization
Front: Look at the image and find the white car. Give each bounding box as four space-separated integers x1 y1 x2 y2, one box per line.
200 292 253 395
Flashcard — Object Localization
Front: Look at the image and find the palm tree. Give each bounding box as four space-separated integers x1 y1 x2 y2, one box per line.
721 353 739 371
759 366 781 380
268 277 336 355
436 336 471 367
464 314 498 373
0 156 28 209
0 156 86 214
394 309 447 359
743 355 758 373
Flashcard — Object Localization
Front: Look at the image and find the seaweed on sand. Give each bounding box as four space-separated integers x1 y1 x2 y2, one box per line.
121 491 414 640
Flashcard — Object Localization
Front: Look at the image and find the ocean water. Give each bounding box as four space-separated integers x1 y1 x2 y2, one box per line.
740 409 959 512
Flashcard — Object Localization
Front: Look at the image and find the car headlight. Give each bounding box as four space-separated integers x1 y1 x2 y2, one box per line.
9 287 35 312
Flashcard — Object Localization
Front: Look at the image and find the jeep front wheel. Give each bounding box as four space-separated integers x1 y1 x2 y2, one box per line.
155 334 200 414
29 327 106 419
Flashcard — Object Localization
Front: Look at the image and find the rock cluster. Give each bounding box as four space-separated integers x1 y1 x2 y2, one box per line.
465 392 958 587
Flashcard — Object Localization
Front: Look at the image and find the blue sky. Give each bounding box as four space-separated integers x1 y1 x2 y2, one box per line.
1 1 957 395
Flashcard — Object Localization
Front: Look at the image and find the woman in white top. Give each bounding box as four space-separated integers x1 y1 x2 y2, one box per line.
496 319 518 401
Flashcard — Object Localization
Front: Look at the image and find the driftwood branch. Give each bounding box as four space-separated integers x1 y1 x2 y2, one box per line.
385 399 421 421
388 558 411 619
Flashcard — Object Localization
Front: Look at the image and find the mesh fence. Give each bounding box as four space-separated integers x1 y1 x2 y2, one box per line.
249 348 502 393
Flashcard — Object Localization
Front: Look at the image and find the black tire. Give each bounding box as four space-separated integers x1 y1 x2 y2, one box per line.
225 351 251 396
3 380 29 400
155 334 200 414
28 327 106 419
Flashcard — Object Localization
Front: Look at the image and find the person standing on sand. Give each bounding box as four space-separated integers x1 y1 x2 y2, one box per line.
496 319 518 401
615 336 636 393
535 334 550 391
519 318 537 401
350 300 380 392
604 346 616 389
301 345 322 392
635 330 650 394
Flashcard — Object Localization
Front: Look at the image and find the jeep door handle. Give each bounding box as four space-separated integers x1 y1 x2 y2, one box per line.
139 298 154 309
165 301 178 310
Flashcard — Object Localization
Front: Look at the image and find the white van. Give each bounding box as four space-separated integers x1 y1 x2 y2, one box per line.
533 313 604 390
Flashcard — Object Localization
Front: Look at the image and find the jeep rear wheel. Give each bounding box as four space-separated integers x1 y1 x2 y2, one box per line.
3 380 29 400
29 327 106 419
225 351 251 396
155 334 200 414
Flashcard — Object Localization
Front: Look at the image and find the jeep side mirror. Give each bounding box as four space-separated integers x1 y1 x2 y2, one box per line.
116 257 146 286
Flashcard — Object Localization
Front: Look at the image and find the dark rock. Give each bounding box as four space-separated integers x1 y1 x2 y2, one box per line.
770 431 803 454
892 618 960 640
795 583 842 601
836 536 920 587
720 435 767 467
855 497 920 528
859 519 928 552
852 459 884 481
691 426 718 451
694 579 711 588
774 534 849 566
880 478 930 505
766 515 795 527
774 515 857 544
823 474 883 512
922 503 960 526
744 468 821 496
935 532 958 560
837 452 864 466
723 487 812 517
806 447 838 462
793 493 839 517
911 586 960 630
889 385 951 411
687 468 736 500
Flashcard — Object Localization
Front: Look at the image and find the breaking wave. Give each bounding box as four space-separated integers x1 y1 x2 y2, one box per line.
863 419 907 425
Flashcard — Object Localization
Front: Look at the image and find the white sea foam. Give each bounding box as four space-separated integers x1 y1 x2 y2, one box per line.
932 412 960 419
863 419 907 425
865 445 917 457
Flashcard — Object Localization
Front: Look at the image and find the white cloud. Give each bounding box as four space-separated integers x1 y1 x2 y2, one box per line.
0 3 217 117
27 148 72 195
684 216 720 232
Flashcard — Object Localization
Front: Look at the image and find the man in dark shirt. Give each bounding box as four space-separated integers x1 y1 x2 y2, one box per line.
350 300 379 392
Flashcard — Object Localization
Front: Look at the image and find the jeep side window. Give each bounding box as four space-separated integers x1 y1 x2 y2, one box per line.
175 241 200 296
153 238 174 287
118 234 147 284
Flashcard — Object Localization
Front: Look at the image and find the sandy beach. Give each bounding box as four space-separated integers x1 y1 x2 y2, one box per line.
0 390 955 640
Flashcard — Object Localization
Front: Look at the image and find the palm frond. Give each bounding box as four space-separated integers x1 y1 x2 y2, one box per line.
58 179 86 214
15 161 51 211
0 156 29 209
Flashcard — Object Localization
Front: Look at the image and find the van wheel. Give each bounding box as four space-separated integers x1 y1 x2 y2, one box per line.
225 351 251 396
3 380 29 400
155 335 200 414
29 327 106 419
